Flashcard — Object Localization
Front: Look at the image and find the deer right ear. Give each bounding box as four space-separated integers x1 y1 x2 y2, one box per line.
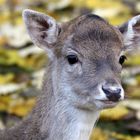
23 9 60 58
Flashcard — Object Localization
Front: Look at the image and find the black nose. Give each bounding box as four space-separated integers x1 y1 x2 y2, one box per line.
102 84 121 102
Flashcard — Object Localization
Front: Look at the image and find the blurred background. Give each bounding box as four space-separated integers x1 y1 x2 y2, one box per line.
0 0 140 140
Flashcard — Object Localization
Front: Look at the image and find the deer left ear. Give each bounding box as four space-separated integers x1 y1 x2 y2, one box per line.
119 15 140 51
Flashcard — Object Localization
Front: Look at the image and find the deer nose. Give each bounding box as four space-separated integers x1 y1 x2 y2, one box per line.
102 84 121 102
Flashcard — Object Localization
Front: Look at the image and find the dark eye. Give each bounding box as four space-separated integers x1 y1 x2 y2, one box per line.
119 55 127 65
67 55 78 65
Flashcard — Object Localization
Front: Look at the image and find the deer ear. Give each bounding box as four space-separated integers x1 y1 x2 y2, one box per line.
119 15 140 51
23 9 60 58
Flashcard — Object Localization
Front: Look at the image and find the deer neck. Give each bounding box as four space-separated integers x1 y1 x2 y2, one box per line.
39 97 100 140
36 63 100 140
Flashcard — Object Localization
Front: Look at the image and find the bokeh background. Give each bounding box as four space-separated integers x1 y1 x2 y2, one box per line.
0 0 140 140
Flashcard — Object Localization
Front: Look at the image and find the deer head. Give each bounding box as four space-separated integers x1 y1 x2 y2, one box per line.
23 10 140 110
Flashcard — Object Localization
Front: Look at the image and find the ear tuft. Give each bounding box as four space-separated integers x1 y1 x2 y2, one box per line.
119 15 140 51
128 15 140 27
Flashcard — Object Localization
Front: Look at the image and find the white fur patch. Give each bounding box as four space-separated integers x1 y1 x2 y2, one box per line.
124 15 140 47
76 110 100 140
94 84 107 100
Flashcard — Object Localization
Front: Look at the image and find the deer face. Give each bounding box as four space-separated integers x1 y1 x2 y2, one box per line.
54 15 125 109
23 10 140 110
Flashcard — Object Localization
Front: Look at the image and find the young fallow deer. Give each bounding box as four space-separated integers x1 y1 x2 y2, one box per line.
0 9 140 140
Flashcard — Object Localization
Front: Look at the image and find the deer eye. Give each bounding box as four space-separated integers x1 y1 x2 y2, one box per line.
67 55 78 65
119 55 127 65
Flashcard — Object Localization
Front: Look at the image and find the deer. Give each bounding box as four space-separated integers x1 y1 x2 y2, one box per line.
0 9 140 140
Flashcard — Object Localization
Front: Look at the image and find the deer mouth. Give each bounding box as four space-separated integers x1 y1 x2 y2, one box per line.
95 99 118 108
100 100 118 104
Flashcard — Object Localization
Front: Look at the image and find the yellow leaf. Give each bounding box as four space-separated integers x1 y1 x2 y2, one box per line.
0 73 14 84
8 98 36 117
0 36 7 46
0 0 5 5
111 132 140 140
90 128 109 140
100 105 130 120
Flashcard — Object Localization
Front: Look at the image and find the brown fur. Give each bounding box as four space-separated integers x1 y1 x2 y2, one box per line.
0 11 139 140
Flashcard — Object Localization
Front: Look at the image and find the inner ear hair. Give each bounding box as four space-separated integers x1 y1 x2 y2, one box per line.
119 15 140 51
23 9 60 47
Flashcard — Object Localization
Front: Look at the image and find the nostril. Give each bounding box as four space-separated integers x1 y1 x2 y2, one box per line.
102 85 122 102
102 86 121 95
115 88 121 94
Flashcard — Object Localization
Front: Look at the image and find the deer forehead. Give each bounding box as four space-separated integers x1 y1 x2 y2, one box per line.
58 14 124 58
